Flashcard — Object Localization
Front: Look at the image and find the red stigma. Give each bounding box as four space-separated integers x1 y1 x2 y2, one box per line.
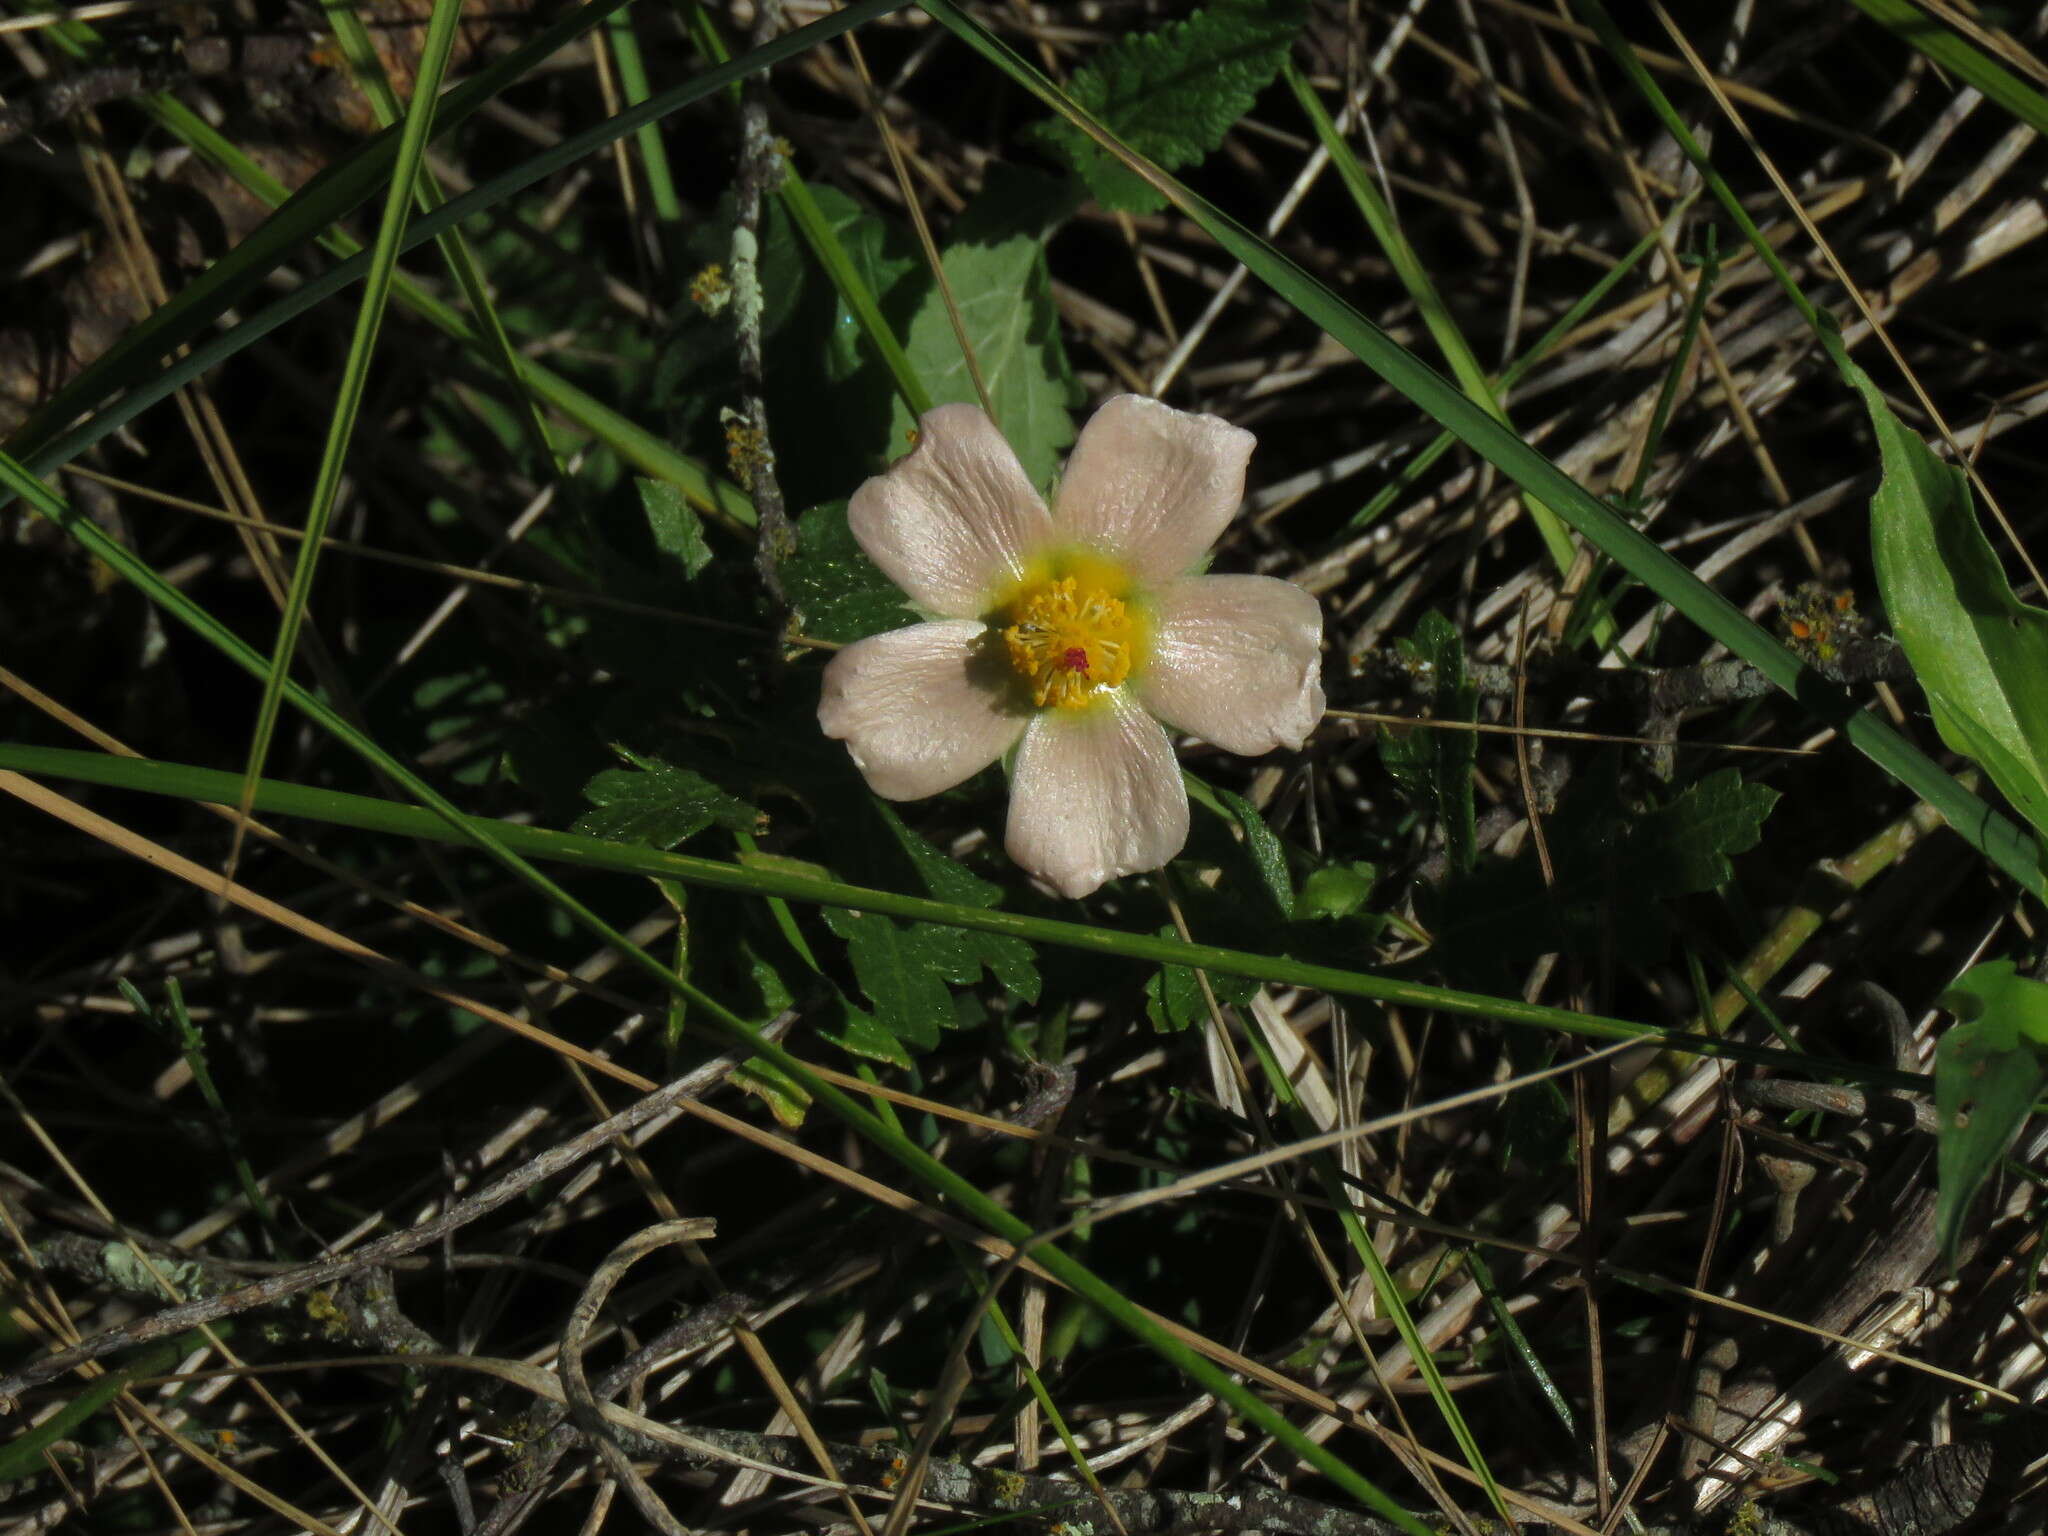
1060 646 1090 674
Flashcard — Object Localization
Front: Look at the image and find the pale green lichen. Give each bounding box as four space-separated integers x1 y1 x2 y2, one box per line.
729 226 764 335
100 1241 209 1301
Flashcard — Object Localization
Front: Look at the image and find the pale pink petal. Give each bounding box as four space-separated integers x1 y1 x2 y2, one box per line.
1051 395 1256 584
819 621 1028 800
1137 575 1325 755
1006 692 1190 899
848 404 1055 618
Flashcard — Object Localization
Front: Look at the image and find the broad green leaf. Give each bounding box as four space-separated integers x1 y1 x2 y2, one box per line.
636 478 715 580
1379 612 1478 876
1934 962 2048 1268
780 500 913 643
575 750 760 849
1932 699 2048 839
1031 0 1310 214
1851 361 2048 838
1294 862 1377 921
890 233 1075 488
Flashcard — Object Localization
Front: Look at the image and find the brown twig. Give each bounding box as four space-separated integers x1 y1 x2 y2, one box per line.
0 1041 776 1404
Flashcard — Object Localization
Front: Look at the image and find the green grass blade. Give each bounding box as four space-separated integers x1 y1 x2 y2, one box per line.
318 0 565 473
1285 60 1575 579
684 3 933 419
1621 234 1718 514
1845 0 2048 134
3 0 644 459
235 0 469 848
1340 212 1673 535
605 8 687 228
2 0 907 518
1235 1008 1507 1522
914 0 2047 902
0 455 1433 1536
0 740 1931 1097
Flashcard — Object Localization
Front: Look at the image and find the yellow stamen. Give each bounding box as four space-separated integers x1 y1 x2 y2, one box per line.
1002 572 1140 709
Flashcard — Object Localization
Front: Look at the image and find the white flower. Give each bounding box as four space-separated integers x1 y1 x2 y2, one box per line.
818 395 1325 899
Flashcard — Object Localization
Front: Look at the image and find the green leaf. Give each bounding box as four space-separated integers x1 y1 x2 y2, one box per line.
1030 0 1310 214
819 802 1040 1052
1213 786 1292 915
3 738 1919 1083
826 913 958 1051
1146 927 1258 1032
575 749 760 849
1852 362 2048 839
889 233 1076 488
794 181 927 403
1294 862 1377 921
1434 764 1778 969
917 0 2048 907
1934 962 2048 1269
1379 612 1478 876
636 478 714 580
733 1056 814 1128
781 500 914 643
1631 769 1781 895
815 1002 917 1070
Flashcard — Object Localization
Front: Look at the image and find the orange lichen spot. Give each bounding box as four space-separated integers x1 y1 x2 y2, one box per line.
721 407 773 491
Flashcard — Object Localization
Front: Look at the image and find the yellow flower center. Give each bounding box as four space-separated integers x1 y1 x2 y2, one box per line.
1000 557 1144 710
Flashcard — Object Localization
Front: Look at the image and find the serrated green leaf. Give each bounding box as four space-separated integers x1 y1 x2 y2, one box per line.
780 500 914 643
1434 764 1778 969
574 748 760 848
888 233 1075 488
1380 612 1478 876
636 477 714 579
1934 961 2048 1269
815 1000 916 1070
1630 770 1780 895
865 803 1041 1003
1030 0 1309 214
818 802 1040 1052
824 911 956 1051
1853 360 2048 840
